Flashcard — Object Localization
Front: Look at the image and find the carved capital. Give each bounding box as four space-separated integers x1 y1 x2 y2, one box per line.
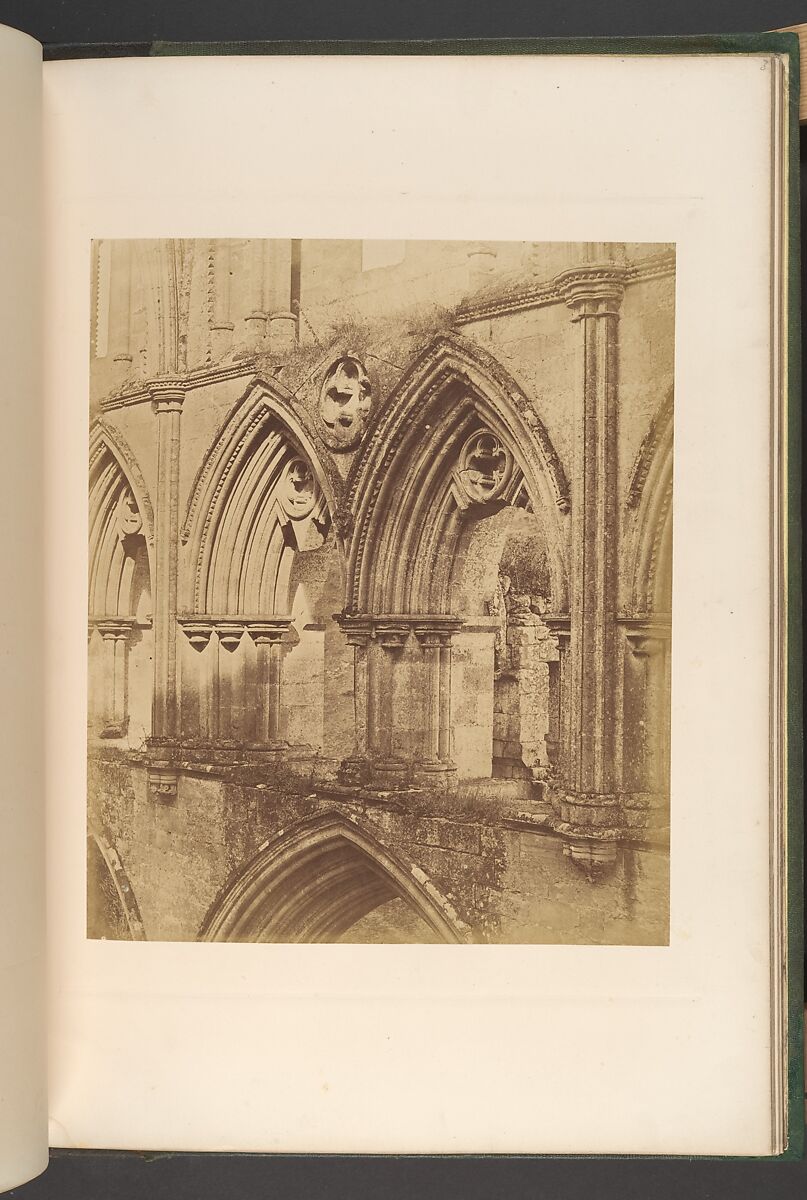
149 383 185 414
215 621 245 652
558 264 629 321
413 616 463 649
621 618 671 659
178 618 215 652
246 617 292 646
95 617 135 643
376 624 410 651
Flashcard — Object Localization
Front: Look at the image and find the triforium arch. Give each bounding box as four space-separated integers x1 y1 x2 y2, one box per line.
198 810 471 944
177 380 348 753
88 421 153 739
87 829 146 941
621 390 673 821
346 332 570 615
625 388 673 616
338 333 569 788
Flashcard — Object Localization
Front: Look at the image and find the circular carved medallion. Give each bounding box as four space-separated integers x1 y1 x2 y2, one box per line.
457 430 512 504
319 356 372 451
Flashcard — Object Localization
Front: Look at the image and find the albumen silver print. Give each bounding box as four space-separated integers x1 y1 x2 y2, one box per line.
87 238 674 945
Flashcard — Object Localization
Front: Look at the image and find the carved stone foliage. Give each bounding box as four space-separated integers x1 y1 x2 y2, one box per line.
319 356 372 451
454 428 513 507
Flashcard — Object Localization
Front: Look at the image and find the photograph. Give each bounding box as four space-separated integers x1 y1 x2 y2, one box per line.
87 237 674 945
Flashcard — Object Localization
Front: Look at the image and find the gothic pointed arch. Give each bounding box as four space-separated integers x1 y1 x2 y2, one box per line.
181 378 344 614
625 390 673 614
344 333 570 615
89 420 153 617
87 829 146 940
198 810 471 944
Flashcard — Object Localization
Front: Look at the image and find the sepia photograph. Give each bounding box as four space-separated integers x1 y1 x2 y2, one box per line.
87 238 674 946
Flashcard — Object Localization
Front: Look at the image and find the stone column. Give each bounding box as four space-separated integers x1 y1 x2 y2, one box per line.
625 628 670 797
413 617 462 784
341 621 372 777
97 618 134 733
243 239 268 347
179 620 214 742
559 253 628 875
210 240 234 357
247 619 291 748
438 636 453 764
375 624 409 774
215 621 244 745
109 241 133 381
414 628 442 764
545 619 570 776
149 384 184 757
267 239 297 354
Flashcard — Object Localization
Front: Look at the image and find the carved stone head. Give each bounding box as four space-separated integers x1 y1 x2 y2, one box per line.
319 356 372 451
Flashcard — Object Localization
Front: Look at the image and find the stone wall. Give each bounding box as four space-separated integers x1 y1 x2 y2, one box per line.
89 755 669 946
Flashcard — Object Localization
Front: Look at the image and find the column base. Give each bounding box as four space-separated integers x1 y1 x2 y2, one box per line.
410 760 458 790
338 755 459 791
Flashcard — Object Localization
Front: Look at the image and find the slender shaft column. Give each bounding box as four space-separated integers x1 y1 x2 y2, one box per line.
268 642 282 741
243 239 268 347
179 621 214 741
215 622 244 744
559 253 628 875
96 618 134 733
625 631 668 794
267 239 297 353
415 630 442 763
109 241 133 379
343 626 371 760
545 621 570 776
376 629 408 762
366 636 382 758
150 385 184 747
210 240 234 357
245 619 291 747
437 637 453 764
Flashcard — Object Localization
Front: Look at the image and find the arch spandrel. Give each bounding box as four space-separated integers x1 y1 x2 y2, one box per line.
343 333 571 615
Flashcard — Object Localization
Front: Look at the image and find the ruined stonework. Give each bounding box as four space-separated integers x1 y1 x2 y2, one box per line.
87 238 674 945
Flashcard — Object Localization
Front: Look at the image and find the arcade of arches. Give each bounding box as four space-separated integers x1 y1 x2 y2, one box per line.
87 238 674 945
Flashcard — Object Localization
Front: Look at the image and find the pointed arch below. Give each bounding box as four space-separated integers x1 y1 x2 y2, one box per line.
345 333 570 615
181 378 344 613
87 830 146 941
625 391 673 614
199 811 472 944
